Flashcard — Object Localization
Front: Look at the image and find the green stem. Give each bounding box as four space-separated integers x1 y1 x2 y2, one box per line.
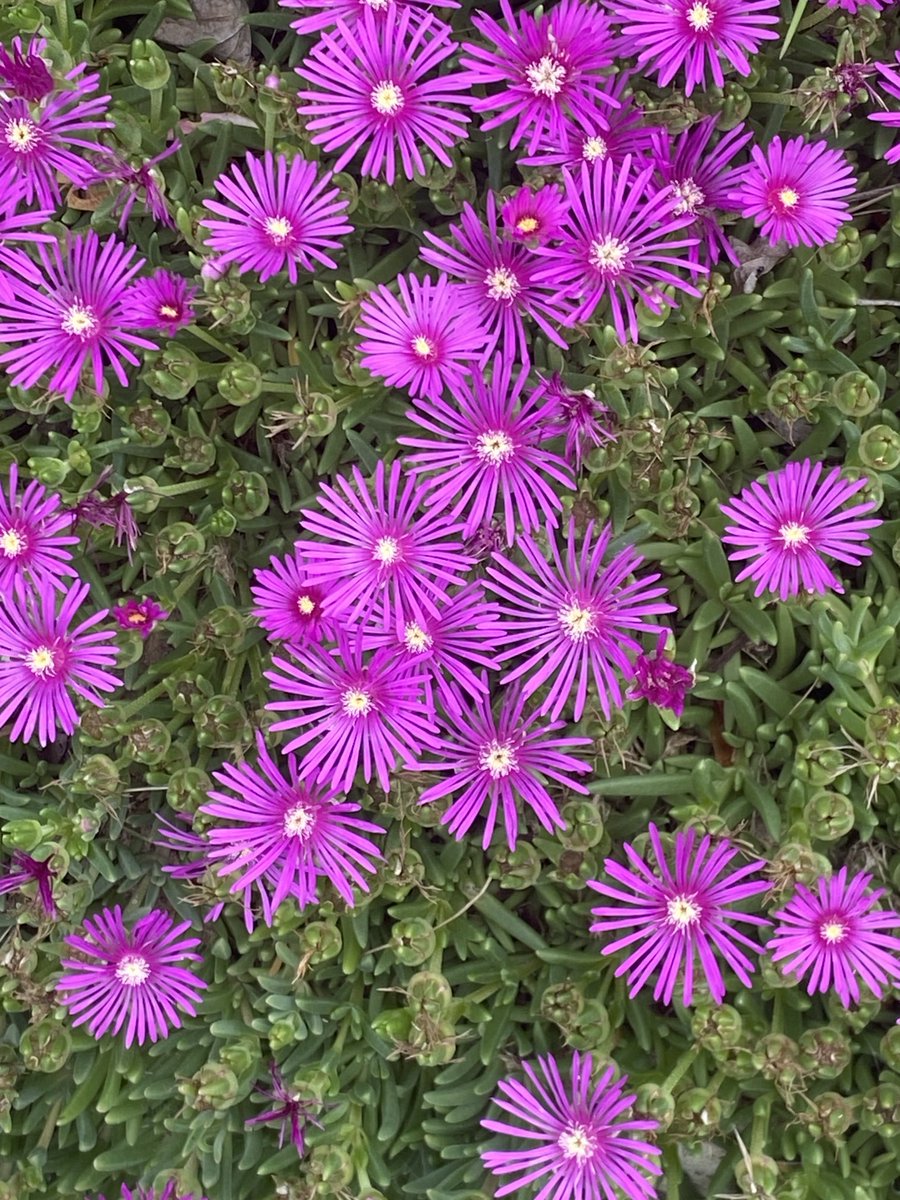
117 678 170 720
660 1048 697 1093
188 325 242 361
750 1096 772 1157
54 0 70 43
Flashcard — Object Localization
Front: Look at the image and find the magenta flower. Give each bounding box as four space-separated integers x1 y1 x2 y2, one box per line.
245 1063 325 1156
296 8 470 185
200 151 353 283
413 684 591 850
281 0 459 37
541 375 616 472
536 158 704 343
870 55 900 163
251 546 338 646
112 597 168 638
825 0 891 8
608 0 780 95
733 136 856 249
720 459 881 601
420 192 570 366
589 824 770 1006
265 636 439 792
768 867 900 1008
460 0 616 157
501 184 569 247
0 204 58 282
0 231 156 404
201 732 384 924
0 579 119 746
0 36 54 101
126 271 196 335
57 905 207 1048
355 273 486 401
299 458 473 628
0 463 79 597
83 140 181 229
485 520 674 722
482 1052 661 1200
91 1186 208 1200
628 633 694 718
70 476 140 560
398 357 575 546
0 851 57 918
155 814 224 924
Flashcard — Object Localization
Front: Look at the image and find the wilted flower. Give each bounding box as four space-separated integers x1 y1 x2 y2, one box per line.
542 375 616 472
628 632 694 717
82 139 181 229
112 597 168 638
71 473 141 560
0 462 79 598
0 851 57 918
126 270 196 334
245 1063 325 1155
0 36 54 101
90 1185 208 1200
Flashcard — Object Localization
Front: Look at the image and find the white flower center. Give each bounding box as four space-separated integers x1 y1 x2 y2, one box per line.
475 429 515 466
373 535 401 566
479 739 518 779
673 177 706 215
159 303 179 319
264 215 293 245
558 1123 596 1162
411 333 436 360
371 79 404 116
686 1 714 31
283 800 315 840
525 55 567 98
558 602 597 641
403 621 433 653
666 894 702 928
820 919 847 944
364 0 391 7
589 236 629 274
0 528 25 557
297 593 316 616
5 116 38 152
25 645 57 677
342 687 373 717
777 187 799 209
582 135 608 162
778 522 810 549
61 302 99 339
115 953 151 987
485 266 521 302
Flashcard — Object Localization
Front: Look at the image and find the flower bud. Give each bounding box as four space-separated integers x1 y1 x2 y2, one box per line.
211 64 250 105
269 1014 303 1051
753 1033 802 1087
735 1155 779 1195
719 82 751 126
691 1004 742 1053
803 791 855 840
26 456 68 488
633 1083 675 1130
170 431 216 474
300 920 342 964
559 800 604 851
818 225 862 272
217 361 263 406
69 754 121 800
126 400 171 447
195 695 251 749
145 344 201 401
832 371 880 418
123 476 160 515
391 918 436 966
806 1091 855 1140
124 719 172 766
196 606 246 653
569 998 610 1050
860 1082 900 1134
156 522 206 572
798 1027 851 1078
185 1063 240 1111
221 470 270 520
673 1087 722 1136
858 424 900 473
18 1020 71 1072
406 971 452 1015
8 3 43 31
129 38 171 90
540 980 584 1029
793 740 846 785
204 508 238 538
308 1145 353 1188
167 766 212 812
489 841 542 889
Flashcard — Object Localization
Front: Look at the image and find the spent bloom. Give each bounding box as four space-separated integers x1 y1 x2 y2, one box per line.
589 824 770 1006
481 1052 661 1200
0 579 119 746
295 8 470 185
768 867 900 1008
719 459 881 600
82 140 181 229
57 905 207 1048
90 1186 208 1200
398 357 575 546
251 545 338 646
541 375 616 472
355 273 486 401
485 520 674 722
413 683 591 850
0 463 79 597
501 184 569 247
0 851 57 918
733 135 856 248
628 633 694 718
112 597 169 638
126 270 196 335
0 36 54 101
281 0 460 37
608 0 780 95
245 1063 325 1156
200 151 353 283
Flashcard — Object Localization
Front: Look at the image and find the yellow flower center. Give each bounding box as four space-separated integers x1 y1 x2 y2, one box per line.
411 334 436 360
673 177 706 215
475 429 515 466
820 919 847 944
0 528 25 557
778 522 810 549
589 236 629 274
525 55 567 98
666 894 702 928
403 622 433 653
297 594 316 616
61 302 99 339
582 135 609 162
283 800 315 840
25 645 57 677
159 303 179 319
479 739 518 779
115 954 151 987
778 187 800 209
686 2 714 31
264 215 293 245
127 612 148 625
484 266 521 302
342 687 373 718
558 603 597 641
516 216 539 235
557 1123 596 1162
373 535 401 566
5 116 39 153
370 79 404 116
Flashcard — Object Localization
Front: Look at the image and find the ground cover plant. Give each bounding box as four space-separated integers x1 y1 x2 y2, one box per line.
1 1 900 1198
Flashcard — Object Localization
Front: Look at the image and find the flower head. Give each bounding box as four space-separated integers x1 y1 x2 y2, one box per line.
200 151 353 283
71 473 140 560
245 1063 325 1156
91 1186 208 1200
82 140 181 229
0 579 119 746
296 8 470 185
541 375 616 472
0 851 57 918
869 55 900 163
720 459 881 600
0 463 79 597
280 0 460 37
355 273 487 401
57 905 207 1047
251 545 338 646
768 867 900 1008
501 184 569 246
589 823 770 1006
733 135 856 248
481 1052 661 1200
485 520 674 722
628 633 694 717
0 36 54 101
112 597 168 638
126 270 196 334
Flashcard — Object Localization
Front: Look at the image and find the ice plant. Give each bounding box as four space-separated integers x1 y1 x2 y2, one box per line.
588 823 770 1006
413 683 591 850
298 458 474 628
485 520 674 722
628 633 694 718
768 867 900 1008
155 814 225 924
608 0 780 95
733 135 856 249
281 0 460 37
355 273 486 401
112 597 169 638
541 375 616 472
719 459 881 600
89 1186 209 1200
0 230 156 404
0 36 54 101
295 8 470 185
459 0 617 156
82 140 181 229
245 1063 325 1156
265 636 440 792
481 1052 661 1200
71 473 140 560
200 151 353 283
0 463 79 597
537 158 704 344
0 851 57 918
0 203 58 282
200 731 384 922
250 546 338 646
420 192 570 365
57 905 207 1048
398 357 575 546
870 54 900 163
501 185 569 247
126 270 196 335
0 579 119 746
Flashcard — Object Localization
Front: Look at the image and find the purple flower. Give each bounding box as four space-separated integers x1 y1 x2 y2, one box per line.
768 867 900 1008
541 375 616 472
870 53 900 164
265 635 440 792
485 520 674 722
608 0 780 95
57 905 207 1047
112 597 168 638
0 203 58 282
82 140 181 229
200 150 353 283
460 0 616 157
70 474 140 561
825 0 890 8
295 8 470 185
126 271 196 335
501 184 568 247
91 1186 208 1200
299 458 474 628
0 463 79 597
0 579 119 746
481 1052 661 1200
628 633 694 718
719 459 881 600
0 851 57 918
732 135 856 249
0 36 54 101
251 545 338 646
280 0 459 37
589 823 770 1006
536 158 704 344
398 357 575 546
413 684 591 850
154 815 225 925
201 731 384 924
420 192 570 366
0 231 156 404
355 273 486 401
245 1063 324 1155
